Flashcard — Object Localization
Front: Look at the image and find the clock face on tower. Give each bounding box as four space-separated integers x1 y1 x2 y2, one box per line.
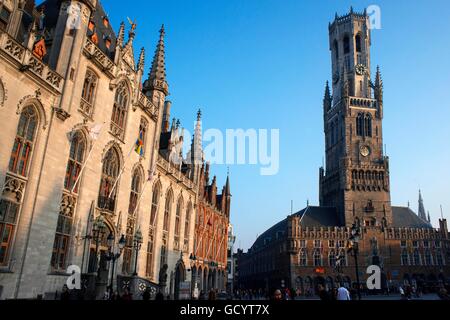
360 145 371 157
355 64 366 75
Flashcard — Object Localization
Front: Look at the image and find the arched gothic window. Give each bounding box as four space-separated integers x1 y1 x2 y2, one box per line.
9 106 38 177
333 40 339 60
0 5 11 31
413 249 421 266
163 190 173 232
98 147 120 212
424 249 433 266
150 183 160 227
299 249 307 266
313 249 322 266
329 249 336 267
123 169 143 274
128 170 142 216
401 249 409 266
343 36 350 54
356 113 364 136
174 197 183 251
111 81 129 138
364 114 372 137
355 34 362 53
338 249 347 266
64 132 86 193
184 202 192 251
436 251 444 266
80 69 98 116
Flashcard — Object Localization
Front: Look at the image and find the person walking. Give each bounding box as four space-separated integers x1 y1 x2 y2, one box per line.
272 289 283 301
60 284 70 301
142 288 151 301
336 285 351 301
317 284 331 301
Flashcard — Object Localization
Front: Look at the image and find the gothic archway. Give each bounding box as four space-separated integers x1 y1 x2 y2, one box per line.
174 262 186 300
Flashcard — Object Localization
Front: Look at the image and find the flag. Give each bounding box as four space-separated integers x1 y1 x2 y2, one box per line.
88 123 103 140
135 131 144 156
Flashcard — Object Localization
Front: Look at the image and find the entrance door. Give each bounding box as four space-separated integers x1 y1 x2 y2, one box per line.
174 263 185 300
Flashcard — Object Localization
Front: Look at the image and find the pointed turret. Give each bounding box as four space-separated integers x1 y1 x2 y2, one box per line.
144 24 169 95
225 172 230 196
373 65 383 118
193 109 203 164
323 81 332 112
427 211 431 223
117 22 125 47
418 190 427 221
138 47 145 71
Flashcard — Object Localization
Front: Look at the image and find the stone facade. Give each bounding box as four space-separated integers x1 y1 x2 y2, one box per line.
0 0 230 300
238 9 450 295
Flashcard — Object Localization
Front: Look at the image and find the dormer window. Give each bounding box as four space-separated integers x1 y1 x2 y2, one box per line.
91 32 98 44
105 37 111 49
0 6 11 31
88 21 95 32
103 17 109 28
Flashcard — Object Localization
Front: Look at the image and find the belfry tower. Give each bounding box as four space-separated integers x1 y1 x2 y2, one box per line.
319 8 392 228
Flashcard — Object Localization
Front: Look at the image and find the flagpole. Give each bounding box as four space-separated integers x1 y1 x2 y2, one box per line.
108 143 135 198
70 122 105 194
71 144 95 194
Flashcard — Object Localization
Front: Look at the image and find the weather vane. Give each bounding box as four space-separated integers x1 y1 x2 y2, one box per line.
127 17 137 32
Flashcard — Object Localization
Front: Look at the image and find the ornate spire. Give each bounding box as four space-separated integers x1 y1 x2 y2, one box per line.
192 109 203 165
373 65 383 102
323 81 332 112
418 190 427 221
146 24 169 95
427 211 431 223
117 22 125 47
225 171 230 195
138 47 145 71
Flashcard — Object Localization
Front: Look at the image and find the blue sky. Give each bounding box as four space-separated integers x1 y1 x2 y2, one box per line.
57 0 450 250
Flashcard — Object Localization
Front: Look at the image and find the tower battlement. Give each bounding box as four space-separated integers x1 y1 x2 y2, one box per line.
329 7 368 31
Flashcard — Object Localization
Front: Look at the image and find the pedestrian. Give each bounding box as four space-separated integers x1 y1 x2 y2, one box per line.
155 291 164 301
208 289 216 300
272 289 283 301
121 288 133 300
142 288 151 301
60 284 70 301
331 287 338 300
336 284 351 301
438 287 450 300
317 284 331 301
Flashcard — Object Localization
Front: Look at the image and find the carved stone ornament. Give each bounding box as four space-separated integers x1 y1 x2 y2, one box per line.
2 175 26 203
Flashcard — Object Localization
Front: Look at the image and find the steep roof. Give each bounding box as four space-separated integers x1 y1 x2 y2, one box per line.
392 206 432 229
87 0 117 59
298 206 342 227
38 0 117 59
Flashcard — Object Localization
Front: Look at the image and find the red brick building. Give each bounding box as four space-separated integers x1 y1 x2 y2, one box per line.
191 163 231 294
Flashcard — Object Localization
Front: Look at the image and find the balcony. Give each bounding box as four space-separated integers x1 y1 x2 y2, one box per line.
97 196 116 213
349 97 377 109
0 32 63 92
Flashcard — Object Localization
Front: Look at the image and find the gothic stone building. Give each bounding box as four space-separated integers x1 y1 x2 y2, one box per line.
0 0 231 299
238 9 450 294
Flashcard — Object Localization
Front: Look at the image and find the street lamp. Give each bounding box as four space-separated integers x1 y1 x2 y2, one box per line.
348 223 362 300
132 228 143 276
106 233 126 291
